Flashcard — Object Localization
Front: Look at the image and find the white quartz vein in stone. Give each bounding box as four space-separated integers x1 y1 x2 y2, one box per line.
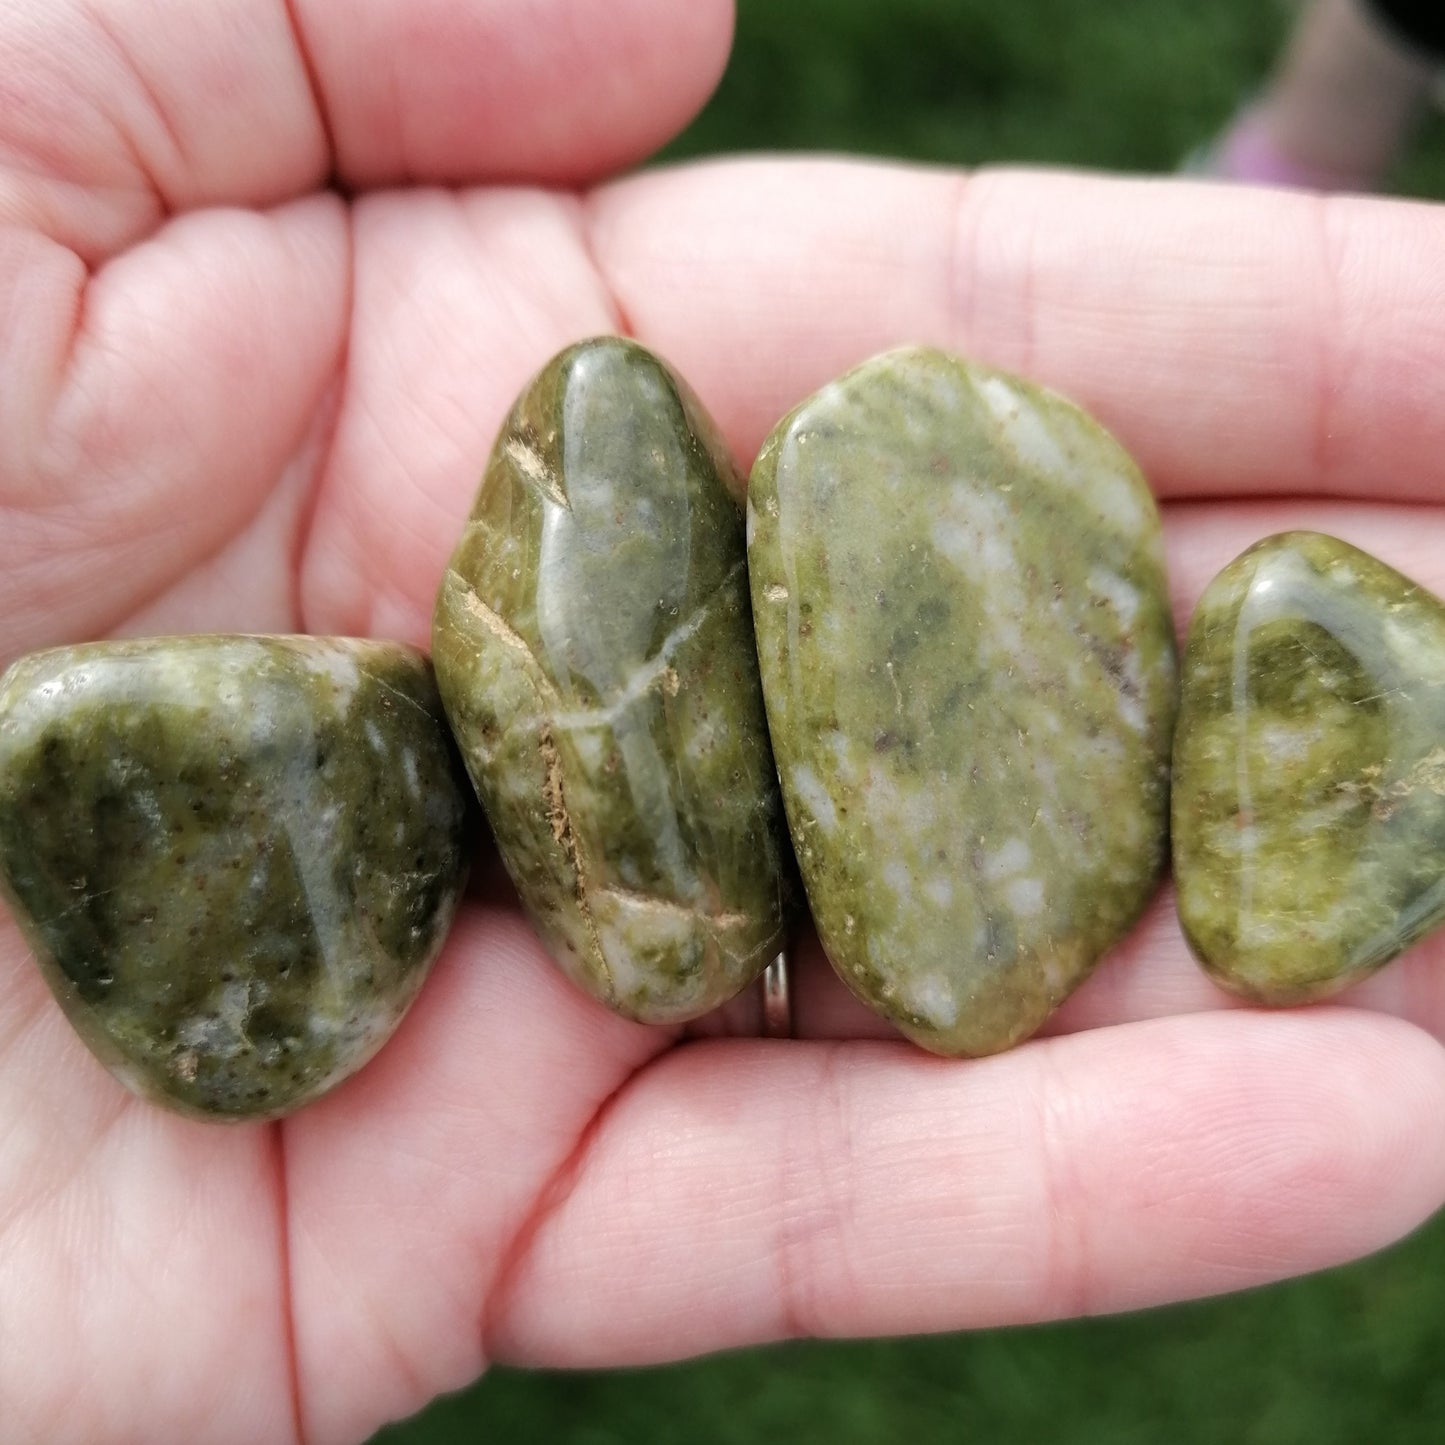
354 665 433 723
595 884 752 931
448 560 744 734
975 371 1149 537
300 642 363 708
789 762 838 834
447 558 750 968
551 559 744 730
503 435 569 509
39 886 121 927
1087 568 1141 627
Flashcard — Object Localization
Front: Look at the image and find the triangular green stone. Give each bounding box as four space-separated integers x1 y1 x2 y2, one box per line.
0 636 474 1119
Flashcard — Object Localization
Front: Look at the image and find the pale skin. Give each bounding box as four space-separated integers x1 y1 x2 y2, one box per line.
4 2 1445 1442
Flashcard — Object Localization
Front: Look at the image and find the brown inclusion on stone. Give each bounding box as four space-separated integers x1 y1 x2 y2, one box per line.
433 336 792 1024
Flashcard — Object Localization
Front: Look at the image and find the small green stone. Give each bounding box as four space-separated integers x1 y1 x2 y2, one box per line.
0 636 474 1119
1174 531 1445 1003
747 346 1177 1055
432 336 792 1023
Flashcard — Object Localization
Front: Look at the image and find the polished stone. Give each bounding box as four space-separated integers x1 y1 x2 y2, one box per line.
433 336 791 1023
0 636 474 1119
1174 531 1445 1003
748 346 1177 1055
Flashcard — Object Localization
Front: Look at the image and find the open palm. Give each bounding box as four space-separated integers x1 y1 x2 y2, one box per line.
5 3 1445 1441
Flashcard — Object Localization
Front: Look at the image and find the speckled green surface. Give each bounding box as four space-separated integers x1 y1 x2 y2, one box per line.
0 636 474 1119
747 347 1176 1055
433 336 791 1024
1174 532 1445 1003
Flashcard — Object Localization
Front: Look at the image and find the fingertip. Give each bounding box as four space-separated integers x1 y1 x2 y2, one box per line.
1041 1008 1445 1316
294 0 737 188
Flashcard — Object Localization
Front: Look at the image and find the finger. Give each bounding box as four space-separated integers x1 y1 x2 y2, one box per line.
109 382 342 642
298 187 621 645
290 0 733 190
586 161 1445 503
0 917 294 1445
281 906 675 1444
0 0 325 260
311 178 1444 649
0 198 347 665
0 0 733 262
485 1010 1445 1366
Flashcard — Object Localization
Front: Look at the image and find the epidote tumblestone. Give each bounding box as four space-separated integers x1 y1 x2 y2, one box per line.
432 336 791 1023
0 636 474 1119
1174 532 1445 1003
748 346 1177 1055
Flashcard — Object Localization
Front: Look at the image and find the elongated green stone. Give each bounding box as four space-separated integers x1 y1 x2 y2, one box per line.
1174 532 1445 1003
0 636 474 1119
748 346 1176 1055
432 336 791 1023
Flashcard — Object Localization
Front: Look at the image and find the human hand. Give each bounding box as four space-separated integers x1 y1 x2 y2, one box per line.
5 2 1445 1441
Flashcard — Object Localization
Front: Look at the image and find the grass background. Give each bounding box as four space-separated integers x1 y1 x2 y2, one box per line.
377 2 1445 1440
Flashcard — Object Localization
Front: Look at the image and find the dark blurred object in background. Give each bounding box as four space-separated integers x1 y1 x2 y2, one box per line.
1194 0 1445 190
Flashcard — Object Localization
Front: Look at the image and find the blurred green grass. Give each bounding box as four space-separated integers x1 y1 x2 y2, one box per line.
385 1229 1445 1443
377 3 1445 1441
662 0 1445 194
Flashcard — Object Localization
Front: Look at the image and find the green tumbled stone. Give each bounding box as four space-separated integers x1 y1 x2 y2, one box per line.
1174 532 1445 1003
0 636 474 1119
433 336 791 1023
748 346 1177 1055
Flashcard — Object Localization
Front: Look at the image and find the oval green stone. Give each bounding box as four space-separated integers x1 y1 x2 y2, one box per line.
747 346 1176 1055
0 636 475 1119
432 336 791 1023
1174 531 1445 1003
